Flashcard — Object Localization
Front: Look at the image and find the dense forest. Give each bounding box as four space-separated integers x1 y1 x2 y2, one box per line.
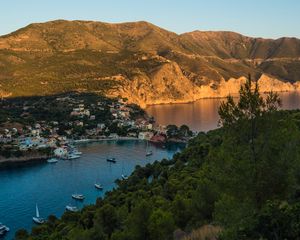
16 78 300 240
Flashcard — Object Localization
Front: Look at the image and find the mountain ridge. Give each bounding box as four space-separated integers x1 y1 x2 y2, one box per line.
0 19 300 107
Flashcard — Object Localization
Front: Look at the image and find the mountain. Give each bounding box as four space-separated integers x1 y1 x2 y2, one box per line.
0 20 300 107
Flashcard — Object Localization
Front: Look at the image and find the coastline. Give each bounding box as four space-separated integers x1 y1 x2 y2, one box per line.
0 155 49 168
73 136 140 144
144 89 300 108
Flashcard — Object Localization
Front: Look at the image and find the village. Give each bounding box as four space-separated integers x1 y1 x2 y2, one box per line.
0 93 193 163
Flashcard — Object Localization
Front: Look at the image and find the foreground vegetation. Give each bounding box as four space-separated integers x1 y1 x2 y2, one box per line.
16 78 300 239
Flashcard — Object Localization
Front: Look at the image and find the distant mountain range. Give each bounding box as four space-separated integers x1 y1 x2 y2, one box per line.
1 20 300 107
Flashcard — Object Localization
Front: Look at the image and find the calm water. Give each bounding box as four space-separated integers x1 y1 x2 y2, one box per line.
0 140 183 239
2 91 300 239
146 91 300 132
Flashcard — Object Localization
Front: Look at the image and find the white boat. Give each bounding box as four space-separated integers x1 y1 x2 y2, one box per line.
146 141 153 156
146 150 153 156
71 150 82 155
72 194 85 201
32 204 45 224
0 223 9 236
94 183 103 190
67 154 81 160
47 158 59 163
121 174 128 180
66 205 79 212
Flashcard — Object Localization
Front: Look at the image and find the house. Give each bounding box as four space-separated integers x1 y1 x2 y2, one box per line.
138 131 154 140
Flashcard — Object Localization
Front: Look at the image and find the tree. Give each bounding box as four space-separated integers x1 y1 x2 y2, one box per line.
148 209 175 240
15 229 29 240
166 125 178 138
95 204 119 238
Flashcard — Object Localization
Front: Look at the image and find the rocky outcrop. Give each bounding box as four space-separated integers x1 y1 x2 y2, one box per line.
110 63 300 108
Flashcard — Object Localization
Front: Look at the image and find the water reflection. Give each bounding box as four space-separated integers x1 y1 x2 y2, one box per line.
146 91 300 132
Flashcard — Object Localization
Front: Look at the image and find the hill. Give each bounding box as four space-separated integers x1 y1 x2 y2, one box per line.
1 20 300 107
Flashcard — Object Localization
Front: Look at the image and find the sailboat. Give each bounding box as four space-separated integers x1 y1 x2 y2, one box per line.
32 204 45 224
121 174 128 180
95 165 103 189
0 223 9 236
146 141 153 156
121 158 128 180
94 183 103 190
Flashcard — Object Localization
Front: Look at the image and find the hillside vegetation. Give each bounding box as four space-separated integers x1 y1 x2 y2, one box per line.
15 79 300 240
1 20 300 107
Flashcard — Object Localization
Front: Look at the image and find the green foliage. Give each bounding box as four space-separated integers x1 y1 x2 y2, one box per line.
19 79 300 239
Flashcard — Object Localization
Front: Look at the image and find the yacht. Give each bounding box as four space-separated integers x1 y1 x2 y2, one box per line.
0 223 9 236
106 157 116 163
47 158 59 163
94 183 103 190
66 205 79 212
72 194 85 201
32 204 45 224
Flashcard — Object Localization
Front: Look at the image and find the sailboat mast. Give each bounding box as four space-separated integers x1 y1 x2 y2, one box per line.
36 204 40 218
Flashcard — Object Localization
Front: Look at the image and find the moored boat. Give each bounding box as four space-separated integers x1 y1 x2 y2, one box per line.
106 157 116 163
0 223 9 236
121 174 128 180
47 158 59 163
32 204 45 224
66 205 79 212
94 183 103 190
146 150 153 156
72 194 85 201
67 154 81 160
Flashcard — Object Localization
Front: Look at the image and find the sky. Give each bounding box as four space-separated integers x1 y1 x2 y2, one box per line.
1 0 300 39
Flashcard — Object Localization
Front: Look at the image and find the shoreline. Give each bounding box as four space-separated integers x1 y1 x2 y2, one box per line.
144 89 300 109
73 136 140 144
0 155 49 168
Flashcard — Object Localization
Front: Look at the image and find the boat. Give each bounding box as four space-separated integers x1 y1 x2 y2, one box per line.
121 174 128 180
106 157 116 163
94 183 103 190
146 150 153 156
47 158 59 163
72 194 85 201
71 150 82 155
66 205 79 212
146 141 153 156
32 204 45 224
0 223 9 236
67 154 81 160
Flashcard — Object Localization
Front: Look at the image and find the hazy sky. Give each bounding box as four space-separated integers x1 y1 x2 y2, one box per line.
1 0 299 38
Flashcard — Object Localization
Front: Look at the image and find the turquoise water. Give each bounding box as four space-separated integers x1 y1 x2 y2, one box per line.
0 140 184 239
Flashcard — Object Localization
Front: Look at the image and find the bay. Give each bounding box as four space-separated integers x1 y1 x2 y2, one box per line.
0 140 183 239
